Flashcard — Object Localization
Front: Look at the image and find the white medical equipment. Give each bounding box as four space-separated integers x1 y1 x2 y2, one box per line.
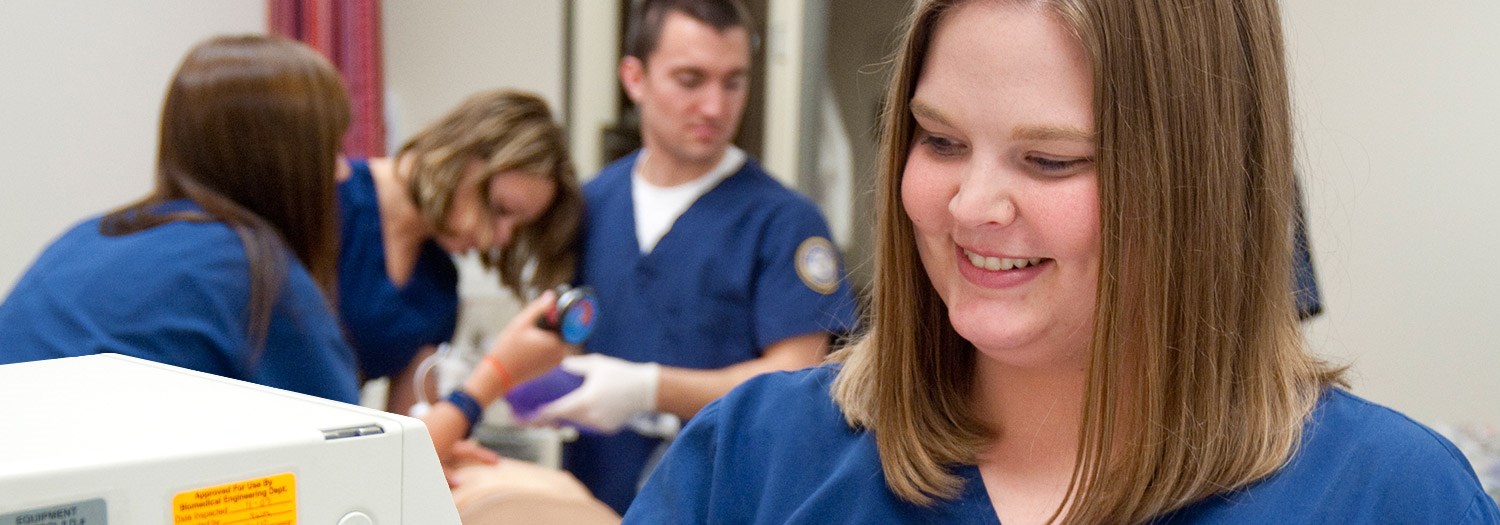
0 353 459 524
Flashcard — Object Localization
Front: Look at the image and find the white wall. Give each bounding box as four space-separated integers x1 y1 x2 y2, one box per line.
1283 2 1500 426
382 1 565 151
0 1 266 295
568 0 621 179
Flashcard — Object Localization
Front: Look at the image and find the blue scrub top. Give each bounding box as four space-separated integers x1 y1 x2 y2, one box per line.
570 150 860 513
337 159 459 380
0 203 360 404
628 366 1500 524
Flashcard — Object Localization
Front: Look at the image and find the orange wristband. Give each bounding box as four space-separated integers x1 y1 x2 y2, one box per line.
483 354 514 392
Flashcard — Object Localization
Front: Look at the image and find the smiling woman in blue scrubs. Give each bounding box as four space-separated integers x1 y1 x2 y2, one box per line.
625 1 1500 523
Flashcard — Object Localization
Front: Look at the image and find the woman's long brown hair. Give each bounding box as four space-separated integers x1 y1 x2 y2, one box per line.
102 34 349 358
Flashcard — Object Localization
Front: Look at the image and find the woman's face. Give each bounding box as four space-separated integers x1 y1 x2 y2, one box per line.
902 1 1100 370
436 159 555 254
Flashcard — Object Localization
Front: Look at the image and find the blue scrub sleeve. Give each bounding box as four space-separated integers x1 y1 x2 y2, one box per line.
1463 492 1500 524
751 201 858 350
623 400 721 523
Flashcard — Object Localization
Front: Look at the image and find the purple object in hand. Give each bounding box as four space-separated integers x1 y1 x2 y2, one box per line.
505 366 584 420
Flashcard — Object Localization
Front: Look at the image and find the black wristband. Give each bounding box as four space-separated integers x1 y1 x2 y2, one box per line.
444 389 483 438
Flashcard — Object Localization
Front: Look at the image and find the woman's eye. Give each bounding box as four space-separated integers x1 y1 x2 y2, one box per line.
1027 155 1089 174
917 133 965 157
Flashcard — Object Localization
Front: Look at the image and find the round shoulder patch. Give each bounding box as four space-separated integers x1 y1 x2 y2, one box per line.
794 236 841 295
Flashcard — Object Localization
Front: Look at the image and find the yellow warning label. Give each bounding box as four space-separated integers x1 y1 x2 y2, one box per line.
173 472 296 525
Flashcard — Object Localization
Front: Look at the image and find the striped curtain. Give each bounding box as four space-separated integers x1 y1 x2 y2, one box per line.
268 0 386 158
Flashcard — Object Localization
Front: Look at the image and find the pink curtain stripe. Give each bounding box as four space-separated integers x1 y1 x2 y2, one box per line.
268 0 386 158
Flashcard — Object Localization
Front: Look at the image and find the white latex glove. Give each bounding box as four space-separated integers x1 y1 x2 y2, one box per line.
533 354 660 434
627 412 682 439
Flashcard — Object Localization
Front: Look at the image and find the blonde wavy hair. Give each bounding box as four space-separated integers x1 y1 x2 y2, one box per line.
397 89 582 296
830 1 1344 522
